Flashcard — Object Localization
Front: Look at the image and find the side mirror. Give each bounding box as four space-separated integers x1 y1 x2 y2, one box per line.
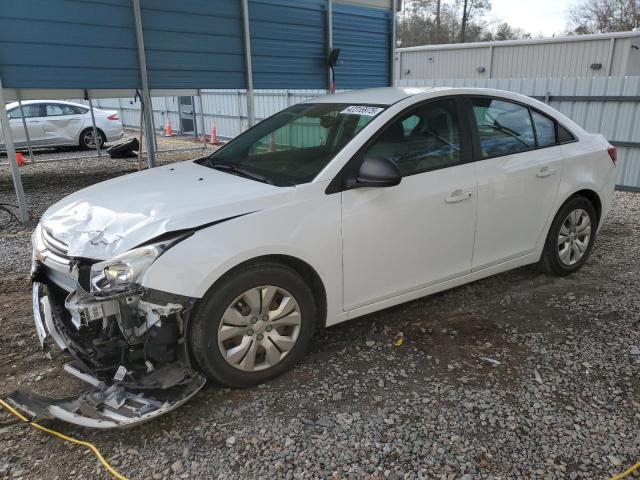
353 155 401 188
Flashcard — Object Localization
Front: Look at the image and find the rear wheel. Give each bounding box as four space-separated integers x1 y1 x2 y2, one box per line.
79 128 106 150
539 196 597 276
189 262 317 388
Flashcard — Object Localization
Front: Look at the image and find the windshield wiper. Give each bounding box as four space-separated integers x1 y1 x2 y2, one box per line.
210 162 274 185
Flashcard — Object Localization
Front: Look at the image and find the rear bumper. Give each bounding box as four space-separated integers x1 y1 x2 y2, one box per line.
105 128 124 142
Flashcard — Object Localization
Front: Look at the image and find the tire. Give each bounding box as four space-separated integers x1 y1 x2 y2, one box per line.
539 195 598 276
189 262 317 388
79 128 106 150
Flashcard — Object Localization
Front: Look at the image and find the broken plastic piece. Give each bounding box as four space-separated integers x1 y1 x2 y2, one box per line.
7 372 205 429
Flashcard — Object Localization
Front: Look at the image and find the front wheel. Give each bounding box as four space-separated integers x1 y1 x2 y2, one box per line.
539 196 597 276
189 262 317 388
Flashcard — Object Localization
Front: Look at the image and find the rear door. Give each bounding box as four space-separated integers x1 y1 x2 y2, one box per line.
43 103 87 146
5 104 45 147
467 97 564 270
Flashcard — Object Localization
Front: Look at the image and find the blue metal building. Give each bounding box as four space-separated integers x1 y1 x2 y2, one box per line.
0 0 396 221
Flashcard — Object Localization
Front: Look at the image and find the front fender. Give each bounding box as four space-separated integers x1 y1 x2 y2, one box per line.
139 183 343 323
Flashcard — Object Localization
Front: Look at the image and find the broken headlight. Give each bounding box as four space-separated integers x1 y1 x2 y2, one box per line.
90 244 163 295
89 232 189 295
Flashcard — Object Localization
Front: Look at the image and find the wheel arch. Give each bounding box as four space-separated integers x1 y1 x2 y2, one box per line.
565 188 602 225
199 254 328 329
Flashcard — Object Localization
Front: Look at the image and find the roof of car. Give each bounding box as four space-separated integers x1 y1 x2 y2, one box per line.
5 99 88 110
308 87 450 106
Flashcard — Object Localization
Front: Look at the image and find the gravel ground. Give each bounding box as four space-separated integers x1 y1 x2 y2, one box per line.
0 146 638 479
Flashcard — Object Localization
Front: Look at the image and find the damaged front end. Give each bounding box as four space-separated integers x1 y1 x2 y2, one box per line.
8 225 205 428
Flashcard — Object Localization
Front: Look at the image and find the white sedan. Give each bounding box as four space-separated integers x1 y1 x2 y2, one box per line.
1 100 124 150
17 87 617 427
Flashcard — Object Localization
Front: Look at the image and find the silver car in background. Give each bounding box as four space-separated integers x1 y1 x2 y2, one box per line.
1 100 124 150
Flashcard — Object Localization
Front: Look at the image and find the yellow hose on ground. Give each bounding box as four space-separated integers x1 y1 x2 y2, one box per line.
0 398 128 480
610 461 640 480
1 396 637 480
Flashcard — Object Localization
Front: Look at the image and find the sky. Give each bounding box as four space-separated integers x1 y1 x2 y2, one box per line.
485 0 575 37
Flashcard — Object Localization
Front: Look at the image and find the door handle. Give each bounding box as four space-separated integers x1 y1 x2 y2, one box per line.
445 190 472 203
536 166 556 178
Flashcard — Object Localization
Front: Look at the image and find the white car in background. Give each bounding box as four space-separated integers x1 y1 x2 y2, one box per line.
14 87 617 428
1 100 124 150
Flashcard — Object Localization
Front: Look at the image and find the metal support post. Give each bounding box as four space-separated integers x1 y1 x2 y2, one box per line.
327 0 333 92
241 0 256 128
133 0 157 167
17 99 35 163
390 0 398 86
87 95 102 158
0 77 29 223
197 90 205 140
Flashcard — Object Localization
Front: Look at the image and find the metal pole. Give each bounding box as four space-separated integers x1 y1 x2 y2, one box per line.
241 0 256 127
132 0 157 167
390 0 396 86
0 77 29 223
87 95 102 158
327 0 333 92
17 99 36 163
197 89 205 140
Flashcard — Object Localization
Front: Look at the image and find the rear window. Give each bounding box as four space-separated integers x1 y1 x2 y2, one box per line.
531 111 556 148
46 104 77 116
558 125 576 143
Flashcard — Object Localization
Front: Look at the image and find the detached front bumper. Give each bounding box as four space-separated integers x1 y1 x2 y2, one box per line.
8 260 206 428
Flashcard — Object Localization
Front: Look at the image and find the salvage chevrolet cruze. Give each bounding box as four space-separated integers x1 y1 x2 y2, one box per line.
14 87 617 427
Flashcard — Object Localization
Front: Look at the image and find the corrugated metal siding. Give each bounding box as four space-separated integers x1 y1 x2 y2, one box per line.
0 0 139 89
1 0 391 91
400 47 490 81
396 33 640 81
396 76 640 189
88 89 329 140
491 40 613 78
249 0 327 89
332 3 391 88
141 0 246 89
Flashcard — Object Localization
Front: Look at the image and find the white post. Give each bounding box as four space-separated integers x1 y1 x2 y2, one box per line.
0 77 30 223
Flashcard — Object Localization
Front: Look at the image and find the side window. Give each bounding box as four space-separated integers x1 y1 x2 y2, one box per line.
471 98 535 158
71 105 89 114
365 99 462 177
8 104 42 119
46 104 76 116
558 125 575 143
531 111 556 147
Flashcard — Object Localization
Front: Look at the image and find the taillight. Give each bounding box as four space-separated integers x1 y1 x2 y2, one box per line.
607 145 617 165
107 113 119 121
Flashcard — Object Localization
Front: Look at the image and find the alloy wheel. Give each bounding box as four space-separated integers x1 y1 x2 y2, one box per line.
557 208 591 266
217 285 302 372
83 130 103 149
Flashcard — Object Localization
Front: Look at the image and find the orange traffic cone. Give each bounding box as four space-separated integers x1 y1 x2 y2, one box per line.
163 116 174 137
15 152 26 167
210 121 218 145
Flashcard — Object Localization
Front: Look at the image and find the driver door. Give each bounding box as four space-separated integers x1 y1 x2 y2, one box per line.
340 98 478 311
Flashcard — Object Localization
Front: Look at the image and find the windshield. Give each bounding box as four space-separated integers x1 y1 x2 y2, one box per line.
198 103 386 186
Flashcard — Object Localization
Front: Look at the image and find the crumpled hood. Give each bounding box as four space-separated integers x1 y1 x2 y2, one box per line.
41 160 293 259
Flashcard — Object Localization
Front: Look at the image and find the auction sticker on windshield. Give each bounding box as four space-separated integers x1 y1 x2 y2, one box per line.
341 106 384 116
